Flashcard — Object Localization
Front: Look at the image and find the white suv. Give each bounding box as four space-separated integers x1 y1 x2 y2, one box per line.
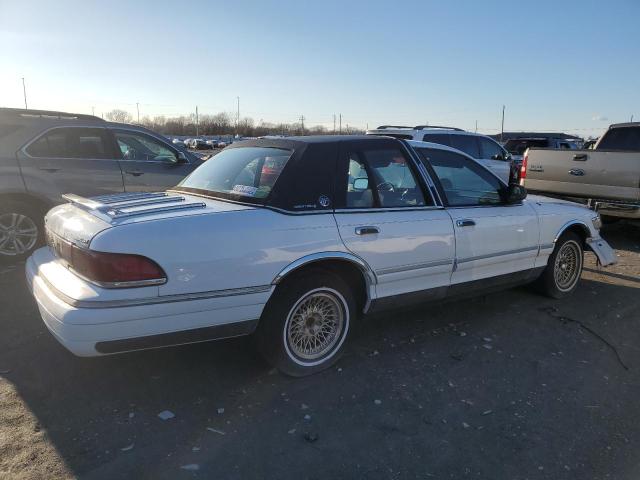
367 125 513 182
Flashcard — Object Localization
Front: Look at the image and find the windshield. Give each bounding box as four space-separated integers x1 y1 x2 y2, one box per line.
178 146 293 200
504 139 548 154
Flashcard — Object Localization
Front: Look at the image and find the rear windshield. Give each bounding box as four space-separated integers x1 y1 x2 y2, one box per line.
597 127 640 151
177 146 293 201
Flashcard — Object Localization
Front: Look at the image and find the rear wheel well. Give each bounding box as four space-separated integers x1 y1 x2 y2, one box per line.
274 260 369 313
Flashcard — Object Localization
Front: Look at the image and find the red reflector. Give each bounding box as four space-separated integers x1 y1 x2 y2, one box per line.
70 247 166 287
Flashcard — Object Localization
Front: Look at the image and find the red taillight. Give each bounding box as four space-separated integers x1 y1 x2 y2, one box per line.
519 152 528 184
70 247 166 287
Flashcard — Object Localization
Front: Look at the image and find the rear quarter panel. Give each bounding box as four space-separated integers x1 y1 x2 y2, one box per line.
525 149 640 201
89 209 348 295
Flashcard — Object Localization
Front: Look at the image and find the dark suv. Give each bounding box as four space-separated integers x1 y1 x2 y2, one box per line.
0 108 203 260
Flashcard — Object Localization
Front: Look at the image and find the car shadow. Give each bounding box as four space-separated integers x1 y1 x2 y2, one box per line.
0 230 639 479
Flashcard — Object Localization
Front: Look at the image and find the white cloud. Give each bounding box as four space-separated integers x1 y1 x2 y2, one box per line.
592 115 608 121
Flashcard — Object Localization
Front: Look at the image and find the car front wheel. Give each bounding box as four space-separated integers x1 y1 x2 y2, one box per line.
255 269 356 377
535 231 584 298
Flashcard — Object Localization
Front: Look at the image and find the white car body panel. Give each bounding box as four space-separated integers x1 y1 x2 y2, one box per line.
25 139 616 358
448 203 540 284
334 208 455 298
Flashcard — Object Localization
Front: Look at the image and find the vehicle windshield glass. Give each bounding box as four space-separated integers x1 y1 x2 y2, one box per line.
504 139 548 154
177 146 293 200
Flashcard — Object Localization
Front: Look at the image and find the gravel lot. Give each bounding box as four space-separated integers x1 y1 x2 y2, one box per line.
1 223 639 480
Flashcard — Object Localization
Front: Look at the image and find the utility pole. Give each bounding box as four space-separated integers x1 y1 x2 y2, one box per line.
632 115 635 122
333 114 336 134
21 77 27 109
236 96 240 134
475 120 478 133
92 106 95 116
136 102 140 123
195 106 199 137
500 105 505 143
339 114 342 134
300 115 305 135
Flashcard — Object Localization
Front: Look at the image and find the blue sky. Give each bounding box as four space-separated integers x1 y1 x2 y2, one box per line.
1 0 638 137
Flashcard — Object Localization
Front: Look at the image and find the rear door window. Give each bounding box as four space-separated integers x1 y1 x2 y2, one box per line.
449 134 480 158
343 148 430 208
422 133 451 146
26 127 112 159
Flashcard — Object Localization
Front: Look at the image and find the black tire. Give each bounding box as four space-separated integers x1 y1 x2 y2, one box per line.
255 268 357 377
0 200 45 263
534 231 584 299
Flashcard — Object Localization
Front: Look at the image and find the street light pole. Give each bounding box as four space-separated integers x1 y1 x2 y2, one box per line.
500 105 505 143
136 102 140 123
21 77 28 109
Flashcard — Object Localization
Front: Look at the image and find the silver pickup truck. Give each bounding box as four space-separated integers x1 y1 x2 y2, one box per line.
521 122 640 220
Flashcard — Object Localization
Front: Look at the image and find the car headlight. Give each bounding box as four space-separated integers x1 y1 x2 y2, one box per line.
591 214 602 230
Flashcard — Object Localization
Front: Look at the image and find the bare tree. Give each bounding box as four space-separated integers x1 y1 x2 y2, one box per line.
106 109 133 123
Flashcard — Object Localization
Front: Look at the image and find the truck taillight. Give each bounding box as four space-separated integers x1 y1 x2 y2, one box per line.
70 247 166 288
519 152 528 185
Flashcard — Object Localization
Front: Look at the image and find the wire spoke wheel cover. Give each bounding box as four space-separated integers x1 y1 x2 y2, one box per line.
553 240 582 292
284 288 348 366
0 213 38 256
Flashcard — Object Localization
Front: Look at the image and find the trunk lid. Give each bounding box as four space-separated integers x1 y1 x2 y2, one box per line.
45 191 255 248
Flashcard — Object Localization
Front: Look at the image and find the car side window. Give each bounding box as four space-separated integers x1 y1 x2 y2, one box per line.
416 148 503 207
449 135 480 158
478 137 505 160
114 131 178 163
346 155 374 208
345 149 429 208
422 133 451 146
26 127 111 159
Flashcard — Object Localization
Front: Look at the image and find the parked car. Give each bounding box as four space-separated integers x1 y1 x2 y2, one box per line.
366 125 514 182
0 108 203 261
26 135 615 376
172 138 186 147
521 122 640 220
504 136 579 163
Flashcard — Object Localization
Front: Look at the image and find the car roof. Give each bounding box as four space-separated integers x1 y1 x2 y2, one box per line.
366 127 496 138
406 139 474 156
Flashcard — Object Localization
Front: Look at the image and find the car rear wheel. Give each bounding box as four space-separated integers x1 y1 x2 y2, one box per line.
535 232 584 298
0 201 44 263
255 269 356 377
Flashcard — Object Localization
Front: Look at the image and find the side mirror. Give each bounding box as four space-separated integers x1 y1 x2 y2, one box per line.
353 178 369 191
491 153 504 161
177 151 189 163
506 183 527 204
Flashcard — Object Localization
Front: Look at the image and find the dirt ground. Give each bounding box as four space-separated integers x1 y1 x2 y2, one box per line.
1 223 639 480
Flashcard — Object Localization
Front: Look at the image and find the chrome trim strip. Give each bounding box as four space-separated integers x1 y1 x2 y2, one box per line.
457 246 539 264
376 259 454 276
539 243 555 250
40 275 272 309
333 206 445 214
272 251 377 285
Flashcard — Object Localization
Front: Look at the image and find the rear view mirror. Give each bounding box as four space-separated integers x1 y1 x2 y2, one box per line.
506 183 527 204
353 178 369 191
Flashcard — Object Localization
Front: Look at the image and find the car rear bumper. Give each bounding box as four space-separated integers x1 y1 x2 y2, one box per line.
26 250 271 356
594 201 640 219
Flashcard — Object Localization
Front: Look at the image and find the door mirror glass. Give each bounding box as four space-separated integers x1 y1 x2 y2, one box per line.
353 178 369 191
506 183 527 203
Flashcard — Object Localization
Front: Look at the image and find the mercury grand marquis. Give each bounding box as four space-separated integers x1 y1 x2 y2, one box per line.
26 135 616 376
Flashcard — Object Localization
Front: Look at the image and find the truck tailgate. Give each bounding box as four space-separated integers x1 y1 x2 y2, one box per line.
524 149 640 201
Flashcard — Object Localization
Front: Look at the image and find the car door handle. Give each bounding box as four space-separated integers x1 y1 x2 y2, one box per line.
456 219 476 227
37 167 60 173
125 170 144 176
568 168 585 176
573 154 588 161
355 226 380 235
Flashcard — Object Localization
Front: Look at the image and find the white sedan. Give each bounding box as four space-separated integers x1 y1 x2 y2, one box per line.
26 136 616 376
